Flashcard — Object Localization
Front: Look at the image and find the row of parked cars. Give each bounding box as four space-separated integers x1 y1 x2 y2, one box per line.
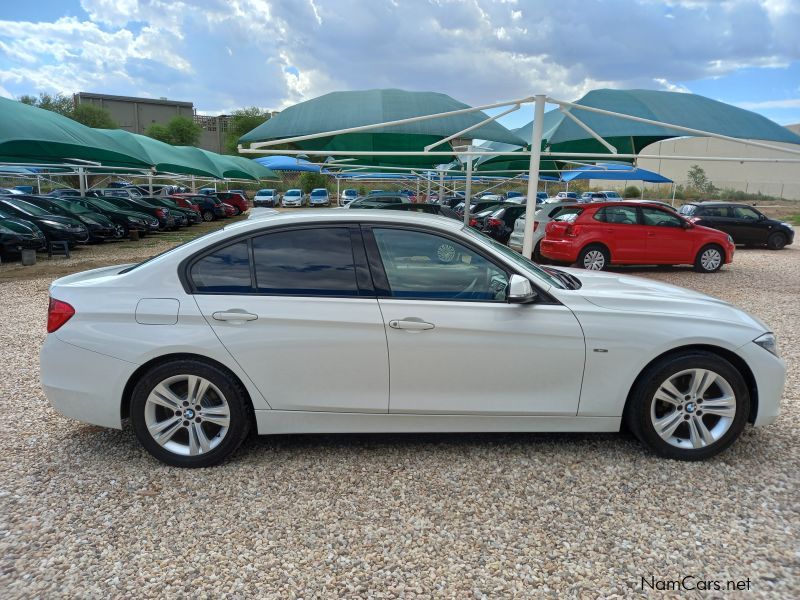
0 186 250 259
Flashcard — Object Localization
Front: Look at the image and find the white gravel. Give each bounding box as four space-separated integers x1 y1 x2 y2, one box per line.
0 247 798 598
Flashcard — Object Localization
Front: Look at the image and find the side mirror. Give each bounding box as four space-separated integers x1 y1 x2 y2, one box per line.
681 220 693 229
508 274 537 303
758 214 766 221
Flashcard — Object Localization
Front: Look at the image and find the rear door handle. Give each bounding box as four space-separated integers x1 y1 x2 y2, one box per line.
389 319 435 331
212 310 258 323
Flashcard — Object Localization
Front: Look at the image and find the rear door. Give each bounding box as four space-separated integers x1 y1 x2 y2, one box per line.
640 206 692 263
191 225 390 413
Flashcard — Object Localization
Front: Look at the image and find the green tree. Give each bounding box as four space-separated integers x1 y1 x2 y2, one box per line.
145 116 202 146
225 107 272 154
71 103 117 128
687 164 715 193
623 185 641 198
18 92 74 117
298 171 328 193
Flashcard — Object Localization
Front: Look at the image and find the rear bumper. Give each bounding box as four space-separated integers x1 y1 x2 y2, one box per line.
40 335 134 429
540 238 579 263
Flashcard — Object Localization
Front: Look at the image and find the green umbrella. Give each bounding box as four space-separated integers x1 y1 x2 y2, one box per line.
0 97 151 168
523 88 800 156
239 88 527 169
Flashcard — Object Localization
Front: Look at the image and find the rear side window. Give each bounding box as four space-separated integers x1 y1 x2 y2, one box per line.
252 228 358 296
553 207 584 222
593 206 637 224
678 205 696 216
190 240 252 293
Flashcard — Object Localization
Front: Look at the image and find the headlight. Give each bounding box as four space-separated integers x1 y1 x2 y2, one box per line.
754 332 779 357
81 216 99 226
126 216 144 225
41 220 69 229
727 234 734 244
780 222 793 229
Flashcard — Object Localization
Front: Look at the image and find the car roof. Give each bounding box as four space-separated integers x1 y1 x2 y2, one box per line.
686 201 744 207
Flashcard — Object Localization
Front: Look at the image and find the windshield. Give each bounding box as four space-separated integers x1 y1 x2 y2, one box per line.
343 189 357 195
256 189 274 196
56 201 91 214
86 198 119 211
462 227 566 290
4 199 51 216
310 189 327 197
285 190 301 197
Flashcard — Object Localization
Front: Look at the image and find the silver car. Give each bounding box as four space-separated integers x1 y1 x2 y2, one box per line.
508 202 579 260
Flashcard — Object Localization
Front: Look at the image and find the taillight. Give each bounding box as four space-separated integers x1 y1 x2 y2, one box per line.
469 218 477 227
533 221 539 231
487 218 503 228
155 208 166 218
47 297 75 333
565 224 582 237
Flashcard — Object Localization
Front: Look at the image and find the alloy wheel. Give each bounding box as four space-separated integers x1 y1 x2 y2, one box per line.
649 368 736 449
583 250 606 270
144 375 231 456
700 248 722 271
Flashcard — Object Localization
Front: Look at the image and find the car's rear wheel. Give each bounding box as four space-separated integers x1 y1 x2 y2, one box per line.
694 244 724 273
130 360 251 467
578 244 609 270
625 351 749 460
202 210 214 222
232 206 241 216
767 232 787 250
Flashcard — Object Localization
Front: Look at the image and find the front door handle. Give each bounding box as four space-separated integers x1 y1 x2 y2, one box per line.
212 310 258 323
389 318 435 331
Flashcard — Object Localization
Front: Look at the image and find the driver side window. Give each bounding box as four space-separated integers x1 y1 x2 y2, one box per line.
372 228 508 301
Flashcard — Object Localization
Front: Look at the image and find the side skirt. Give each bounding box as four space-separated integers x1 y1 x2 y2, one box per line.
255 410 621 435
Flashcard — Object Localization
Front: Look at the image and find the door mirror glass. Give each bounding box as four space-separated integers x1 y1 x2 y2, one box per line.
508 274 536 303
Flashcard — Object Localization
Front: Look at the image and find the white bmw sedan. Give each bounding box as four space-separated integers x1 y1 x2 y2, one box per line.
41 210 784 467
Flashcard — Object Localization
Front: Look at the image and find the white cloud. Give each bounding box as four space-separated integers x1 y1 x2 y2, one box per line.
737 98 800 109
653 78 691 93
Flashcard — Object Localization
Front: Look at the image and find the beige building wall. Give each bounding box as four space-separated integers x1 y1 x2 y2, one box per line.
634 124 800 200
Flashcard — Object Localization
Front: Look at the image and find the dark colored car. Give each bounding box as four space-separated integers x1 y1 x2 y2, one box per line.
455 199 506 216
68 197 159 235
215 191 248 215
0 197 89 246
0 208 47 253
139 197 200 226
678 202 795 250
437 195 466 208
381 203 460 220
480 205 529 243
347 194 411 209
172 194 227 221
16 195 120 242
98 196 176 230
47 188 82 198
468 205 504 228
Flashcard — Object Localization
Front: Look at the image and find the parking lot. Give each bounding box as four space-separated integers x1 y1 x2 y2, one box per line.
1 228 798 597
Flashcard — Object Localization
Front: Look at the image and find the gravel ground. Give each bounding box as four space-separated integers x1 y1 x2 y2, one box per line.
0 246 798 598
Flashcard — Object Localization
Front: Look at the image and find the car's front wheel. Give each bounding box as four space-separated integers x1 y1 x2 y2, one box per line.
767 232 787 250
626 351 749 460
202 210 214 222
694 244 724 273
130 360 251 467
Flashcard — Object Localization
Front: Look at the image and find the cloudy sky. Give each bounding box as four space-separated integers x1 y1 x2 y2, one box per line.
0 0 798 129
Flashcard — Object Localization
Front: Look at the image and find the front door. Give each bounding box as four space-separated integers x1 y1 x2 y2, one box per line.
190 226 390 413
640 206 693 263
366 226 585 415
728 205 767 244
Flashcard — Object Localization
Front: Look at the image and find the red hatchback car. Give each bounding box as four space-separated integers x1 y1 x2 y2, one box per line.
215 191 248 215
540 202 735 273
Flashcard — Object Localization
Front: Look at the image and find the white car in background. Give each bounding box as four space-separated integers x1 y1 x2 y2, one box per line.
253 189 280 207
508 202 578 260
309 188 330 207
41 210 783 467
340 188 359 206
281 188 306 207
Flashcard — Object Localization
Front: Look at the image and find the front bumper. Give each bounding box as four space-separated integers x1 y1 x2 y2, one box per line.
1 235 46 252
737 340 785 427
40 335 135 429
282 200 303 207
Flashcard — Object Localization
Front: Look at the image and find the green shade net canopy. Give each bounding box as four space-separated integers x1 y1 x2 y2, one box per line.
239 88 527 169
0 97 151 168
521 88 800 156
194 148 278 180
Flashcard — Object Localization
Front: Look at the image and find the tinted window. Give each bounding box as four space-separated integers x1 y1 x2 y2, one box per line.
699 206 727 217
641 207 683 227
594 206 637 224
373 228 508 301
731 206 760 220
191 241 252 293
252 228 358 296
678 205 696 216
553 207 584 222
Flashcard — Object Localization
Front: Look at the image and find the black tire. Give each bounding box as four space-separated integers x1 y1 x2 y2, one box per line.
130 359 252 468
767 232 787 250
232 207 241 216
202 210 214 222
532 241 545 264
625 351 749 461
577 243 610 270
694 244 724 273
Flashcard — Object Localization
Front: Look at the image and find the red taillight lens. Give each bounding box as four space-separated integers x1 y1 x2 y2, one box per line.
487 218 503 227
47 297 75 333
469 218 477 227
155 208 166 218
192 204 199 212
533 221 539 231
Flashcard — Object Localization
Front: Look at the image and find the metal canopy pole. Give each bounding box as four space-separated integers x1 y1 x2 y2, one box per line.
148 174 154 195
336 176 340 205
439 168 444 202
78 167 87 196
522 95 547 260
463 149 474 226
426 175 431 202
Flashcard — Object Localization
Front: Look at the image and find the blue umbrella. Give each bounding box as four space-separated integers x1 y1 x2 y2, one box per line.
560 163 672 183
